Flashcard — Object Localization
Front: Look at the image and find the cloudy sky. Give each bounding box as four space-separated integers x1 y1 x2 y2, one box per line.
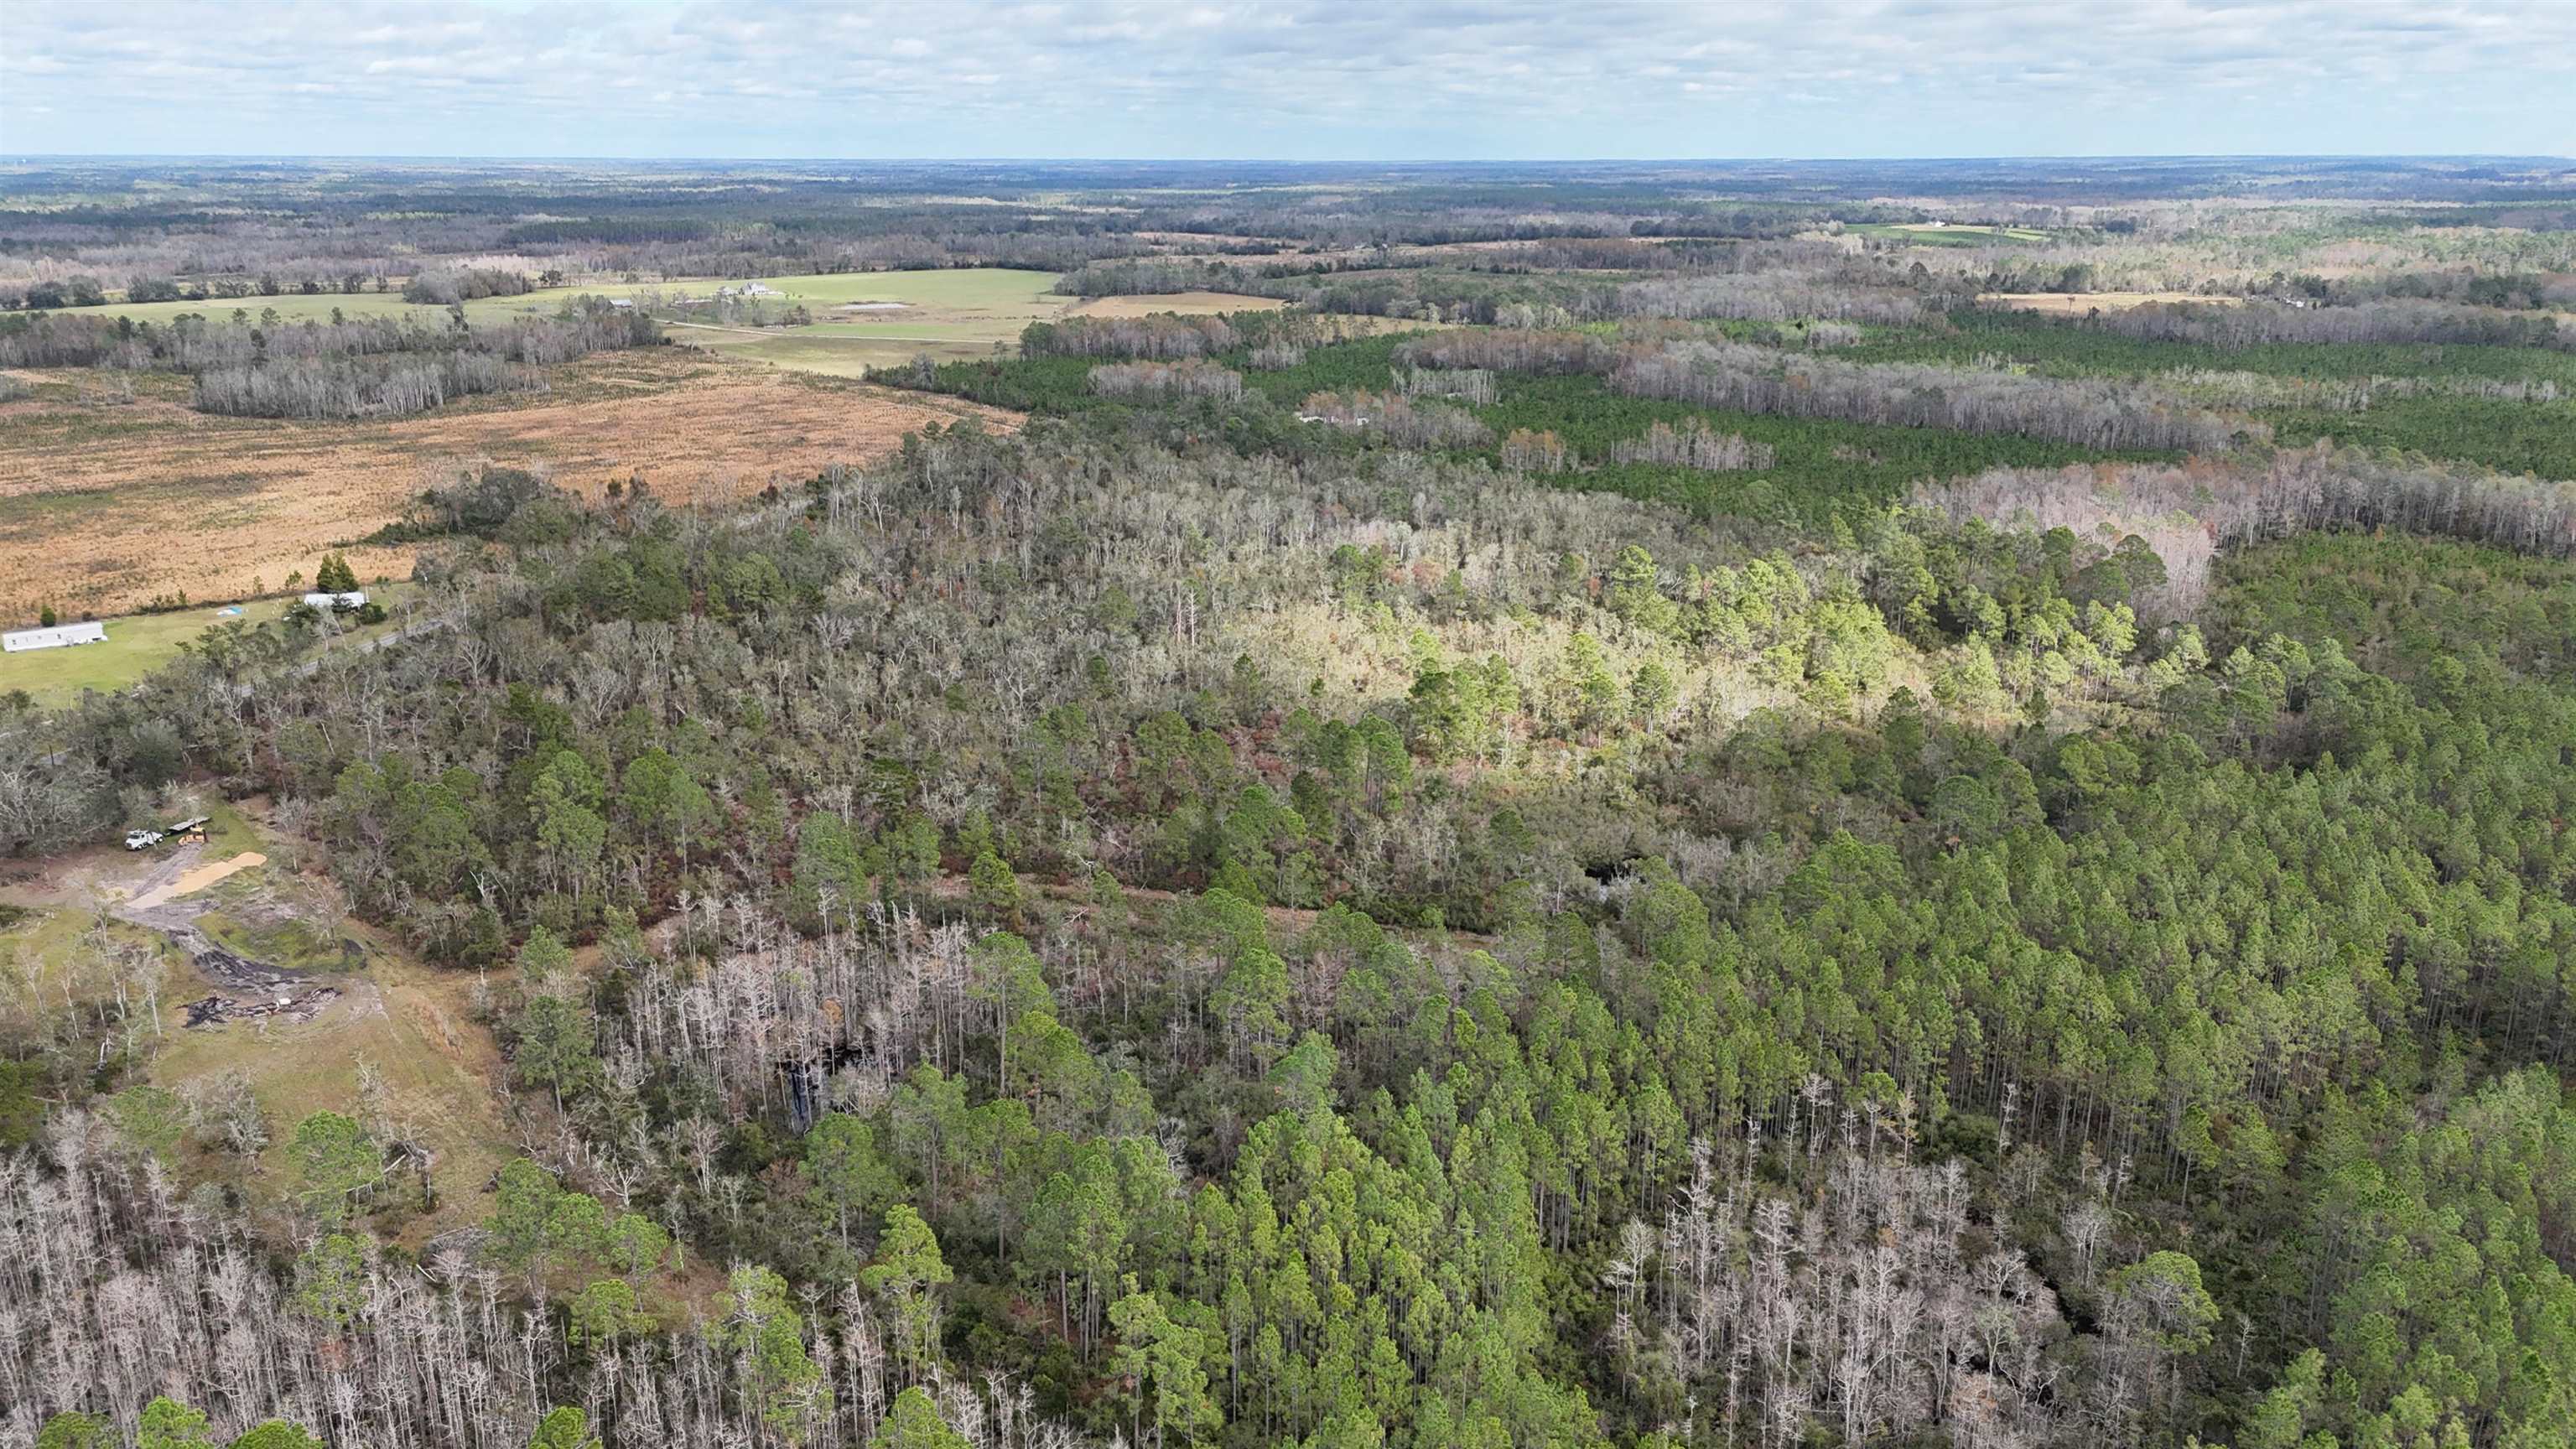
3 0 2568 160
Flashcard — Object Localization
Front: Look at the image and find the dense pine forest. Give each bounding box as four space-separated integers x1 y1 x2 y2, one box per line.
3 158 2575 1449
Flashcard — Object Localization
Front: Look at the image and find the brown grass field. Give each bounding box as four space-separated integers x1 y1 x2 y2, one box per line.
0 348 1018 621
1066 290 1290 319
1979 291 2242 314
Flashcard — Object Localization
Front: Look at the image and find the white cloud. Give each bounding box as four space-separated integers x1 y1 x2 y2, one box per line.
0 0 2568 158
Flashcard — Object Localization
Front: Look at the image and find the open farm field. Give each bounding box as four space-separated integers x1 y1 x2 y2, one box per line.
44 267 1297 378
1066 290 1291 319
666 330 951 377
579 266 1067 330
0 349 1016 621
54 267 1068 330
656 273 1291 374
1851 221 2054 245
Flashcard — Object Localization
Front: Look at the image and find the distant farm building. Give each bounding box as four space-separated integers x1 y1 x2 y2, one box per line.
3 621 107 652
302 590 366 610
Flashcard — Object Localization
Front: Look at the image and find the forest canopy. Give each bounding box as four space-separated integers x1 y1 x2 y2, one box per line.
4 156 2574 1449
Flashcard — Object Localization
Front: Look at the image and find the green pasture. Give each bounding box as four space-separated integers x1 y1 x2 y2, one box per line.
3 582 419 708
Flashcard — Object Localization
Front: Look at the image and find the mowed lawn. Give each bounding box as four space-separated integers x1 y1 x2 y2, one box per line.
3 582 419 707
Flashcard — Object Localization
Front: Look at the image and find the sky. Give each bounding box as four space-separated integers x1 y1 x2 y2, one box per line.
3 0 2569 161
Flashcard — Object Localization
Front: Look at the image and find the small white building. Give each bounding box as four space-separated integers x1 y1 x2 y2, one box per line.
3 621 107 652
302 591 366 610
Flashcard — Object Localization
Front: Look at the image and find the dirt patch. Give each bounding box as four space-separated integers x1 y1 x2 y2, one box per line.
129 850 266 911
1067 291 1291 319
0 349 1021 621
182 982 340 1028
1981 291 2244 314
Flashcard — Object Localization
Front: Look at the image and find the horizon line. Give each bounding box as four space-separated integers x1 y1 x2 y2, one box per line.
8 151 2573 166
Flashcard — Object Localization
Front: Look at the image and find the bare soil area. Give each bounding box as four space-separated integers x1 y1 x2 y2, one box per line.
1066 291 1290 319
130 850 266 911
1979 291 2243 314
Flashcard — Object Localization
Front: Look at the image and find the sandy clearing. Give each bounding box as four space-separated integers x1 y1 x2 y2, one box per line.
1067 291 1291 319
1981 291 2245 314
129 851 266 911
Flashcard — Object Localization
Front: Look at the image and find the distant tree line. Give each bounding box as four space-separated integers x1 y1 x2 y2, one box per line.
2089 298 2569 351
1296 388 1492 447
1926 440 2576 584
400 267 541 305
1611 418 1776 470
1088 359 1244 402
1387 328 2246 455
1615 273 1933 326
0 301 663 419
1021 314 1244 360
194 351 540 419
1613 340 2250 454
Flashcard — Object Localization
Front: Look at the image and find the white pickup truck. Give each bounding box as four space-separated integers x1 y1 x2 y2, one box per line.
123 829 164 851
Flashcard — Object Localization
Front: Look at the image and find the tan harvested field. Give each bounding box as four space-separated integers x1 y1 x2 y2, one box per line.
1981 291 2242 314
1067 290 1291 319
0 349 1018 621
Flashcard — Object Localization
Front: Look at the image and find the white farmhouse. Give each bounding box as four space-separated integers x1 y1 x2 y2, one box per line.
3 621 107 652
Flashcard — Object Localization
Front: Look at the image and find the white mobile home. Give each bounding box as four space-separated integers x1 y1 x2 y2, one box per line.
3 621 107 652
302 591 367 610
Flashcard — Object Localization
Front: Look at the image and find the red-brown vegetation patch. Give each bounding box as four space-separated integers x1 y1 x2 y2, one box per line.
0 349 1017 619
